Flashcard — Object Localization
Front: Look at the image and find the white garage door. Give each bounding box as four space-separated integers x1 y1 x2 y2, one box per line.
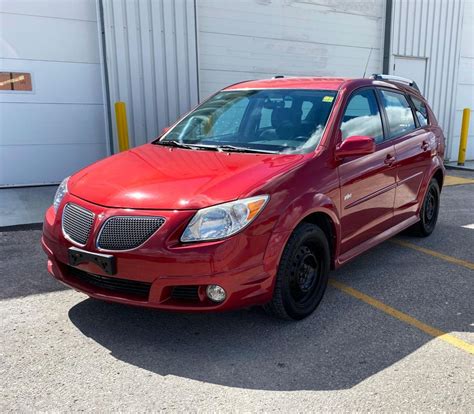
0 0 107 186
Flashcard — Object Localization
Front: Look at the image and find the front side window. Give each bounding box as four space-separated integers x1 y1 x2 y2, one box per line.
156 89 337 154
380 90 417 138
411 96 429 126
340 89 384 143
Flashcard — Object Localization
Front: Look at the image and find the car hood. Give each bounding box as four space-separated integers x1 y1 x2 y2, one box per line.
69 144 306 210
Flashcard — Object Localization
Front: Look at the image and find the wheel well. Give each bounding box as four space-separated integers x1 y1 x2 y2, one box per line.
433 169 444 192
302 213 337 269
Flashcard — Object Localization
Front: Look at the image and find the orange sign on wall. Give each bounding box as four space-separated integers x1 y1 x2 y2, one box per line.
0 72 33 91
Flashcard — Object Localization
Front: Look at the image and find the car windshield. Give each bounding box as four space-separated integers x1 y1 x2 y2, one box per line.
155 89 337 154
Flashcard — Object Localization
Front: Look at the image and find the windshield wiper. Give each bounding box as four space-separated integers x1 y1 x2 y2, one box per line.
216 145 279 154
156 140 279 154
155 140 213 150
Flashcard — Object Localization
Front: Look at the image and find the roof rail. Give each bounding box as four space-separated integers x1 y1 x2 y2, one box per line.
371 74 420 92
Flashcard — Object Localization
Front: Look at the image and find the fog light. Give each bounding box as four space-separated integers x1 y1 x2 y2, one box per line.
206 284 226 302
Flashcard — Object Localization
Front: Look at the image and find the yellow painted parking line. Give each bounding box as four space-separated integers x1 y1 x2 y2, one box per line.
444 175 474 186
391 239 474 271
329 279 474 355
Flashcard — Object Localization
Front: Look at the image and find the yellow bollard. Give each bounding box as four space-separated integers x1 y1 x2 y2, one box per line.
457 108 471 166
114 101 130 152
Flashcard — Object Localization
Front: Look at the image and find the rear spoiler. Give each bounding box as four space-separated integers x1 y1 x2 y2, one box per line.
371 74 420 92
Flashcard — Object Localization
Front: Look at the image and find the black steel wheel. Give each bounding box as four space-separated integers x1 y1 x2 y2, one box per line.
412 178 440 237
264 223 330 320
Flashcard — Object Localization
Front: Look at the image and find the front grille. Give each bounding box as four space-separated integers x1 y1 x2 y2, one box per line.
97 216 165 250
67 266 151 299
62 203 95 246
171 286 200 301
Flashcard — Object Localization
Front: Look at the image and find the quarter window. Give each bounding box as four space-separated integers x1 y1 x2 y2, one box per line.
411 96 429 126
341 89 384 143
380 90 417 137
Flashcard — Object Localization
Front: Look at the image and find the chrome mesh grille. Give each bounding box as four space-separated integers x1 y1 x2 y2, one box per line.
97 216 165 250
62 203 95 246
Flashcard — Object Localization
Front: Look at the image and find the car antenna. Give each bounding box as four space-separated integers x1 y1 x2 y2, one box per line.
363 48 373 78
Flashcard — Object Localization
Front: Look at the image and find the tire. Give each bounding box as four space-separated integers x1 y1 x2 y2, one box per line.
264 223 330 320
411 178 440 237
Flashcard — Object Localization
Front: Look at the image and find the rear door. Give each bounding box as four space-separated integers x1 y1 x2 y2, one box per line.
377 89 433 223
338 88 397 255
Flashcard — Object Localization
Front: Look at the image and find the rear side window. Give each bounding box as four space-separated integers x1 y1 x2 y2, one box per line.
301 101 314 120
380 90 416 138
340 89 384 143
411 96 429 126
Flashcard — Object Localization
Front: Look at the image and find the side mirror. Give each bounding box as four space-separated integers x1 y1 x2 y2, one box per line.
161 126 170 135
335 135 376 159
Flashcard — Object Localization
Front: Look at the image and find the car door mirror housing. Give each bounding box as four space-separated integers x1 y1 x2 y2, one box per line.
335 135 376 159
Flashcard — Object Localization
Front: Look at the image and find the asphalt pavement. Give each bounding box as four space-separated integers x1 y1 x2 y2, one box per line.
1 171 473 412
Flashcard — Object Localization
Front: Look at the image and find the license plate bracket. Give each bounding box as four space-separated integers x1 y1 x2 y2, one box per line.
68 247 116 275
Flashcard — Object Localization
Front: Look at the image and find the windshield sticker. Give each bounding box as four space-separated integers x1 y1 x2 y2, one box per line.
322 96 334 103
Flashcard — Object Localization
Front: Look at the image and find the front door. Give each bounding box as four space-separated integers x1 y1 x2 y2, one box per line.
337 88 397 255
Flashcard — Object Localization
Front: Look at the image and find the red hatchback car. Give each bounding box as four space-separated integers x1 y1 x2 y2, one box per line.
42 75 445 320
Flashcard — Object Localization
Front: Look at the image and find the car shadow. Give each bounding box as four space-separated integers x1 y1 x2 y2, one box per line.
68 276 430 391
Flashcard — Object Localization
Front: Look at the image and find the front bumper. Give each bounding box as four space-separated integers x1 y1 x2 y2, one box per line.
42 194 277 311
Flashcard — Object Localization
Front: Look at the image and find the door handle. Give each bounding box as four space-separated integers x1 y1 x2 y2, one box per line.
384 154 396 166
421 140 430 151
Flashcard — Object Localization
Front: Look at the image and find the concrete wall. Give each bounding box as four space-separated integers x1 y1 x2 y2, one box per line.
0 0 107 186
196 0 386 99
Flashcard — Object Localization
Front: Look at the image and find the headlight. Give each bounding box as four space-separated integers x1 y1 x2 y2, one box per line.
53 176 69 212
181 195 269 242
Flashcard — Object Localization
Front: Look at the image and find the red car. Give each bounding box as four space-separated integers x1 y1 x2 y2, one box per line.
42 75 445 320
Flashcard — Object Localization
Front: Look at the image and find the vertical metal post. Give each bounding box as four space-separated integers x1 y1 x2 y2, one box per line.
115 101 130 152
97 0 114 155
457 108 471 166
382 0 393 74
